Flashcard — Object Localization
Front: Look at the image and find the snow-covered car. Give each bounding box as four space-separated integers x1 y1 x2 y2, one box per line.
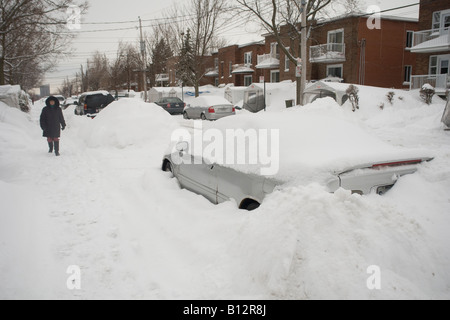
74 91 115 118
62 96 78 109
163 98 433 210
155 97 186 115
183 96 235 120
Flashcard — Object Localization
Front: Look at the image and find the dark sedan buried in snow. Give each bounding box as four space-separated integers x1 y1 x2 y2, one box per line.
155 97 186 115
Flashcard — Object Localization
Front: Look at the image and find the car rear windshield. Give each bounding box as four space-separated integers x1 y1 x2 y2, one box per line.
85 94 107 107
166 98 183 103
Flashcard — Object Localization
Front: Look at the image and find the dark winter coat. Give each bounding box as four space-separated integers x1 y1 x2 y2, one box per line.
40 96 66 138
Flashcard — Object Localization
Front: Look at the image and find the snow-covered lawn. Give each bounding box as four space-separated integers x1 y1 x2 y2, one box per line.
0 87 449 299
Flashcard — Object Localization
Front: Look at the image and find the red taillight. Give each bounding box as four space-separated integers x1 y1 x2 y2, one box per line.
372 160 422 168
167 103 171 108
232 107 236 112
208 107 215 113
84 104 87 110
184 103 186 108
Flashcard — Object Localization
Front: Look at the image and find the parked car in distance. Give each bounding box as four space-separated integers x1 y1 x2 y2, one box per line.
155 97 186 115
183 96 235 120
74 91 115 118
62 96 78 109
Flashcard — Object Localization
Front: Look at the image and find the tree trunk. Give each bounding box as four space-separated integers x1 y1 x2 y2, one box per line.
0 56 5 85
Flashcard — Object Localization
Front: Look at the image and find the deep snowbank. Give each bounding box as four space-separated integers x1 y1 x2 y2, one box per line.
0 89 449 299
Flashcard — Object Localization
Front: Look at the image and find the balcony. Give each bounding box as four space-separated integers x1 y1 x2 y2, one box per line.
410 74 449 94
310 43 346 63
256 52 280 69
231 63 255 74
410 28 450 53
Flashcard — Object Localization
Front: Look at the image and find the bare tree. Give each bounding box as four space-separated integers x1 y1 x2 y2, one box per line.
235 0 360 105
175 0 228 96
0 0 88 87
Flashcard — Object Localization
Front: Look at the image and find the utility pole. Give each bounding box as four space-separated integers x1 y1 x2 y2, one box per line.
139 16 148 102
300 0 307 106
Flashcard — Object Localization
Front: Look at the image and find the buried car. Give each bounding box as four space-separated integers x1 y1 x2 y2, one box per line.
442 98 450 129
162 99 433 211
183 96 235 120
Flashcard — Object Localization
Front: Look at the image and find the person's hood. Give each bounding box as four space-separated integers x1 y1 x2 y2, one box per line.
45 96 60 108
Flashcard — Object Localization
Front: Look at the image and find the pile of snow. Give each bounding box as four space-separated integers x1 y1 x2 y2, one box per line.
77 99 179 150
0 85 449 299
198 97 429 183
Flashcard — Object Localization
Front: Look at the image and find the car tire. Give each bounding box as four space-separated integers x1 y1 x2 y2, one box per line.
201 113 207 121
246 202 260 211
183 112 189 119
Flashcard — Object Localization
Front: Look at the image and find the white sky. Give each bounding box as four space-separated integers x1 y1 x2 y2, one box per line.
41 0 420 94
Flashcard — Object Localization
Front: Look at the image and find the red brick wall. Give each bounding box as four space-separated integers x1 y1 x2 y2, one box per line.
357 18 418 88
418 0 450 30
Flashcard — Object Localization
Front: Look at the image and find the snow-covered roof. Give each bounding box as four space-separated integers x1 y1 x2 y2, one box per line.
80 90 110 96
0 85 21 96
191 95 232 106
205 70 219 77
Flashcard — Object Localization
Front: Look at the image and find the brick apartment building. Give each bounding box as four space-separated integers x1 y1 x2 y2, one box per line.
254 14 418 89
409 0 450 94
205 42 266 87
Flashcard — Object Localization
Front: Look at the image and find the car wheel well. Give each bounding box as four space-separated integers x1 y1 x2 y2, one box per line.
239 198 261 211
162 159 172 172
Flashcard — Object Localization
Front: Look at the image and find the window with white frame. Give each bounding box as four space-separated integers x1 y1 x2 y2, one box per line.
285 48 290 72
404 65 412 83
406 31 414 48
432 10 450 31
214 58 219 69
244 52 252 66
328 29 344 52
229 61 233 77
430 55 450 75
270 70 280 83
326 64 343 78
244 75 252 86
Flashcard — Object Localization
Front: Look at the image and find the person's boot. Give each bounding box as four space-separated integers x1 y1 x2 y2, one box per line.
48 141 54 153
54 141 60 157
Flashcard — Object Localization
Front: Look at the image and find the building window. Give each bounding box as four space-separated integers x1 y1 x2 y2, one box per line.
430 56 438 75
326 64 343 78
215 78 219 87
432 10 450 31
285 48 290 72
328 29 344 52
270 70 280 83
406 31 413 48
244 52 252 66
221 61 224 78
244 75 252 86
214 58 219 69
404 65 412 83
229 61 233 77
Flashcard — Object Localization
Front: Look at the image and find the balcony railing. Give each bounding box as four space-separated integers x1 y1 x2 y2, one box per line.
411 28 450 53
410 74 449 93
256 52 280 69
310 43 346 63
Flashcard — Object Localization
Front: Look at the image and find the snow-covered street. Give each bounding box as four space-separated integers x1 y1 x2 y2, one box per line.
1 87 450 299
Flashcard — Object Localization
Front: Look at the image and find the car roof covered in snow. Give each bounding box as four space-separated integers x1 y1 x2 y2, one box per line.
192 95 233 106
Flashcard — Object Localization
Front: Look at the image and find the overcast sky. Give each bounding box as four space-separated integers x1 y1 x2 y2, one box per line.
41 0 420 94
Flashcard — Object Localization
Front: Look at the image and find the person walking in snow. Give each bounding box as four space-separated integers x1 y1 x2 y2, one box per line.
40 96 66 156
